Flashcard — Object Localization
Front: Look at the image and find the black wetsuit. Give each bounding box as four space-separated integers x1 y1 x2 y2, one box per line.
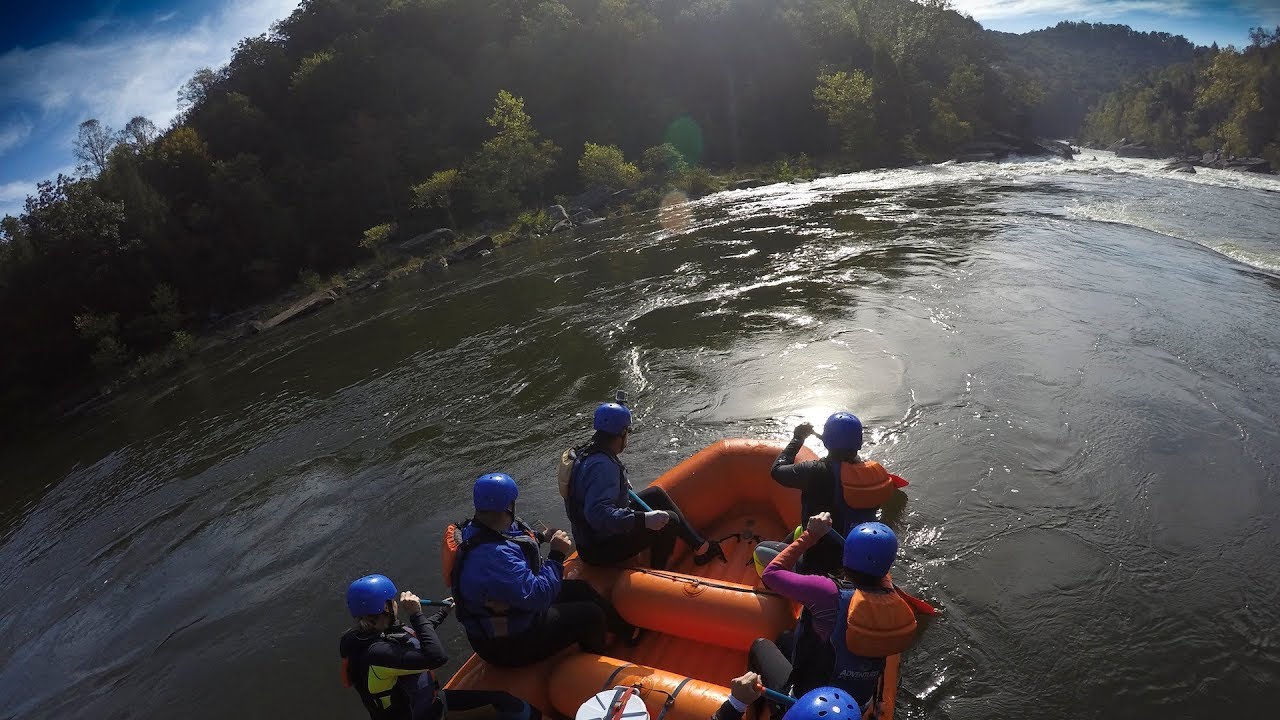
340 606 536 720
770 438 876 574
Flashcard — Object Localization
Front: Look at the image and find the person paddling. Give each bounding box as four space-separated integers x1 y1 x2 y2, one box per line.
771 413 897 574
750 513 917 710
563 402 725 570
339 574 538 720
452 472 635 666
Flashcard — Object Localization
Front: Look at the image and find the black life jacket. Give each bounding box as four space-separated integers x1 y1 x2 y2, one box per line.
339 626 438 720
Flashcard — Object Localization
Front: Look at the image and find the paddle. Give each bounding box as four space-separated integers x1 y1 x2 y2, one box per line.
894 587 937 616
420 599 455 608
810 432 910 489
756 684 797 707
628 489 654 512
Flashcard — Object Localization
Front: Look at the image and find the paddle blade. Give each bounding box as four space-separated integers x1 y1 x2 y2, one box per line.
890 474 909 488
895 586 938 616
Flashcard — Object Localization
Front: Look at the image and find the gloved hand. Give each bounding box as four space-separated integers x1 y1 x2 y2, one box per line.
793 422 814 441
729 672 763 705
549 529 574 556
643 511 672 531
806 511 833 537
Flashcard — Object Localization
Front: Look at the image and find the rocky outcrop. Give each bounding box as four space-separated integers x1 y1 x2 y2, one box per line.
953 134 1074 162
447 235 496 263
1106 138 1160 158
395 228 456 253
1036 139 1074 160
546 205 571 225
567 186 614 214
552 219 574 233
1164 153 1273 174
731 178 766 190
252 289 339 333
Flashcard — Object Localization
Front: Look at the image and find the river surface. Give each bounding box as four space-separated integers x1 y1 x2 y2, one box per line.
2 153 1279 719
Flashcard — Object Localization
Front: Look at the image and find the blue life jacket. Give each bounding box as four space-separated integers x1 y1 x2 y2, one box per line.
829 586 887 706
451 520 544 639
565 447 631 547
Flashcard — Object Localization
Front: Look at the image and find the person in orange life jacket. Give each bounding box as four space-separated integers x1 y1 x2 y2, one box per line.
453 472 635 667
339 574 540 720
771 413 897 575
566 403 725 570
749 513 917 710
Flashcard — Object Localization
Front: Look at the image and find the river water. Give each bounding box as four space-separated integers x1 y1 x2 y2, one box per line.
1 153 1278 718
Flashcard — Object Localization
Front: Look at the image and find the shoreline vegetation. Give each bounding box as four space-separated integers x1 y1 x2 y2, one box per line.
1 0 1277 418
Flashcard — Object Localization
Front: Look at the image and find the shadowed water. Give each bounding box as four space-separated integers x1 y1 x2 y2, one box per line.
1 154 1278 718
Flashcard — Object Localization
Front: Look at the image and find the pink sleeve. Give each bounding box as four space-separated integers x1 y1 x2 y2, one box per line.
761 530 839 610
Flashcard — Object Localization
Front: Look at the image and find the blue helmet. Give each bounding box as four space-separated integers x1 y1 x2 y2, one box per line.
822 412 863 452
842 522 898 577
781 687 860 720
473 472 519 512
593 402 633 435
346 574 398 617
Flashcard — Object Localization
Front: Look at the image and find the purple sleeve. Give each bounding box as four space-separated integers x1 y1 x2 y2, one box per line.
761 567 841 640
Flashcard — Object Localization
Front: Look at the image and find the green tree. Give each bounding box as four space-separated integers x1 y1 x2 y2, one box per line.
578 142 640 189
640 143 688 183
410 169 461 228
814 70 876 155
466 90 560 216
360 222 397 253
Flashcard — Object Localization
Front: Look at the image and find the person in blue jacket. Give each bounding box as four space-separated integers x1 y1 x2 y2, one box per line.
565 402 725 570
452 472 635 666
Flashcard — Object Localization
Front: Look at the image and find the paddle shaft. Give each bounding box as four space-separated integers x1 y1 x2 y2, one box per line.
758 686 797 707
628 489 653 512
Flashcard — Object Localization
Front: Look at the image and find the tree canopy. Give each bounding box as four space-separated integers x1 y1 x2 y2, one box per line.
1083 30 1280 165
0 0 1211 408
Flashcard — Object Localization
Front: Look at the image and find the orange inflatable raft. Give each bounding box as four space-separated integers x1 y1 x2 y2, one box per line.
444 439 902 720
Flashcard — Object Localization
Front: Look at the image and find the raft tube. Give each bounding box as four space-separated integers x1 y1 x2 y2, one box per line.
444 439 906 720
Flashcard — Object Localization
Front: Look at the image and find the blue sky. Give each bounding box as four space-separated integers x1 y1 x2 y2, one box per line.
2 1 1278 219
952 0 1278 45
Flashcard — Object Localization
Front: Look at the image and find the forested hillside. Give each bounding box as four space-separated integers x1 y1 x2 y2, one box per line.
1 0 1047 406
1083 27 1280 164
991 21 1198 138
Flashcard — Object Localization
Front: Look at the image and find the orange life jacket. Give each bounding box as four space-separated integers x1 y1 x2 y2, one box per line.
839 460 895 509
842 574 918 658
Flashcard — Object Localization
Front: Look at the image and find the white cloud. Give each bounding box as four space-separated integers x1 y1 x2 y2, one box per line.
0 0 298 150
950 0 1200 20
0 179 34 204
0 116 33 155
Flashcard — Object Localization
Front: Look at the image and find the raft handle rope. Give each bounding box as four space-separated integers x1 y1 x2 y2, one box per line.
626 567 784 598
595 676 690 720
601 664 638 692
